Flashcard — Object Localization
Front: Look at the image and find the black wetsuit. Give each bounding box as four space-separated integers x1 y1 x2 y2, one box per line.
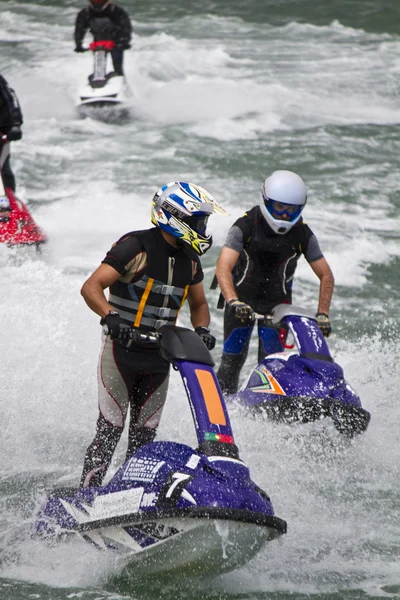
0 75 23 191
74 3 132 75
216 206 324 394
80 228 203 488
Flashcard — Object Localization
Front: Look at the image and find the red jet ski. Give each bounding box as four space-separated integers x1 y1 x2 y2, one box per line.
0 188 47 247
0 140 47 248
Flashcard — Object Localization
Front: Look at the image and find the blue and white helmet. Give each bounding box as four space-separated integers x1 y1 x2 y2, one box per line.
151 181 228 255
260 170 307 234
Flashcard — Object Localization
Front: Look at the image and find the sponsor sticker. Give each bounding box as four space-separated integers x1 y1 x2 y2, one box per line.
61 488 145 523
185 454 201 470
92 488 144 520
122 457 165 482
141 492 158 508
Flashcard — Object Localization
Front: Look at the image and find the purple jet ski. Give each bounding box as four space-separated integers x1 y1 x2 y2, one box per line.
34 326 286 577
234 304 371 437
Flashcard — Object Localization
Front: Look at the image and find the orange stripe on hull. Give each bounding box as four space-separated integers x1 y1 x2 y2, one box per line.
195 369 226 426
266 371 286 395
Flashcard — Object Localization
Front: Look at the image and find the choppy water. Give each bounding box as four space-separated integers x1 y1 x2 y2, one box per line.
1 0 400 598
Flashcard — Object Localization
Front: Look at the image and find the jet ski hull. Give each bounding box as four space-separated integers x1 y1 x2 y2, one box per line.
77 74 130 107
43 514 282 577
234 305 371 436
34 327 287 576
35 440 286 576
0 188 47 247
240 391 371 436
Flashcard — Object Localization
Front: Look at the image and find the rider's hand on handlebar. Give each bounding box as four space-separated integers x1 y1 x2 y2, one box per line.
316 313 332 337
115 42 131 50
227 298 255 324
75 44 86 53
195 326 216 351
6 126 22 141
100 312 141 348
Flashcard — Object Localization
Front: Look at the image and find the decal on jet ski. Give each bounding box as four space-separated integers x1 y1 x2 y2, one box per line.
165 473 192 498
185 454 201 469
140 492 158 508
61 487 144 523
204 432 234 444
195 369 226 425
251 366 286 395
159 472 195 505
122 456 165 482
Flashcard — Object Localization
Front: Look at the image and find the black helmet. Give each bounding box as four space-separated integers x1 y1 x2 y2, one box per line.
89 0 110 12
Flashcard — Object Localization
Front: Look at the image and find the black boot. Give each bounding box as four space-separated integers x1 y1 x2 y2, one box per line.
80 414 123 488
217 352 248 395
125 426 157 461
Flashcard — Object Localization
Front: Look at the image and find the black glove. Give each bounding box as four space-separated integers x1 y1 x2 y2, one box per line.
100 311 141 347
195 326 216 351
227 298 255 324
116 42 131 50
7 126 22 141
316 313 332 338
75 45 85 53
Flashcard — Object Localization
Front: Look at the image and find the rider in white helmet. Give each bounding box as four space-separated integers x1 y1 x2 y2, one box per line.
260 169 308 234
213 169 335 395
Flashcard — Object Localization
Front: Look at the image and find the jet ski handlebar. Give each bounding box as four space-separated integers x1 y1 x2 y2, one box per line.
89 40 116 52
135 330 160 345
253 304 317 328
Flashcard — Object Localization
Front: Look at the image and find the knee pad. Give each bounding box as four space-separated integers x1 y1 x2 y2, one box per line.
258 326 283 360
223 326 253 354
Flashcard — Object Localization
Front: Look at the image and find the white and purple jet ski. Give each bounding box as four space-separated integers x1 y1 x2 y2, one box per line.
34 326 286 577
77 40 132 111
234 304 371 437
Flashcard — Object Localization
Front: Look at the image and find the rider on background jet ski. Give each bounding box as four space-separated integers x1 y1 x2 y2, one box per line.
213 169 335 395
74 0 132 75
0 74 23 196
79 182 228 488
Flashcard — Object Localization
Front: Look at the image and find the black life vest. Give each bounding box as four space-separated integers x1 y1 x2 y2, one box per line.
108 229 197 330
232 207 313 313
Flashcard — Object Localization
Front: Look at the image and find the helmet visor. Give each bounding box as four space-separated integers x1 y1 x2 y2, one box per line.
181 214 209 236
264 197 303 221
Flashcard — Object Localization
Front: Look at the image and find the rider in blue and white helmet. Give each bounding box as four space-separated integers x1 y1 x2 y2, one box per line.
78 180 227 489
151 181 228 256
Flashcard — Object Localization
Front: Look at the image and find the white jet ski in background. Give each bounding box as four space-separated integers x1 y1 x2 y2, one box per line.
77 40 132 115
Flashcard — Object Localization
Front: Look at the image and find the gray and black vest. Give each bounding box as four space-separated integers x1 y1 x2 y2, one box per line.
108 229 196 330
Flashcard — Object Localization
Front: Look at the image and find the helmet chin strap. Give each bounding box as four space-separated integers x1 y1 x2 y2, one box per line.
176 236 212 257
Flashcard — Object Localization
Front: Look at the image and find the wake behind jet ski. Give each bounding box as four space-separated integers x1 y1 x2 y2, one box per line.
0 140 47 249
76 40 132 114
34 326 286 577
233 304 371 437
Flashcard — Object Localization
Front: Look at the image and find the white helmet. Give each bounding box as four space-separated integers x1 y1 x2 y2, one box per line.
260 170 307 234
